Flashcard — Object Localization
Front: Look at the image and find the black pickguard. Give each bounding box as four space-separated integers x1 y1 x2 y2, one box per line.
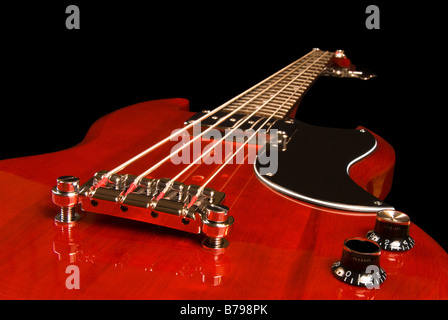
254 120 394 213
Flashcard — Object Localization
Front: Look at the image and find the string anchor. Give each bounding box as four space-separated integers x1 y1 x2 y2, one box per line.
70 170 231 247
52 176 81 224
201 204 234 252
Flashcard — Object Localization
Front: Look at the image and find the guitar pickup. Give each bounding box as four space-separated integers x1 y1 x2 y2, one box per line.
184 110 298 151
70 171 233 249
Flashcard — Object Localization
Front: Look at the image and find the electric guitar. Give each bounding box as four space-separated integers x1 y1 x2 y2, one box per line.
0 49 446 300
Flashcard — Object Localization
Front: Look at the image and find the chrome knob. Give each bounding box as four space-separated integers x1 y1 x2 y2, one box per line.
331 237 386 288
56 176 79 193
201 204 234 251
52 176 81 224
367 210 415 251
206 203 229 223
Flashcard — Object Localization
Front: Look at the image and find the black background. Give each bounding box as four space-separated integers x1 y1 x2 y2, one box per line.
2 1 446 252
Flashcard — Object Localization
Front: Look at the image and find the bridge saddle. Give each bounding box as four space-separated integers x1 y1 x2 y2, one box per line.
52 171 233 250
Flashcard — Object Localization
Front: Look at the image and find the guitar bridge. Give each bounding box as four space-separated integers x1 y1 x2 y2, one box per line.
52 171 233 250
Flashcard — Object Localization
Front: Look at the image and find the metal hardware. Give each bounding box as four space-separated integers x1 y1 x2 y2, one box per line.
184 111 298 151
202 204 234 251
323 50 376 80
55 171 234 247
323 67 376 80
334 49 345 58
52 176 81 224
367 210 415 251
331 237 386 288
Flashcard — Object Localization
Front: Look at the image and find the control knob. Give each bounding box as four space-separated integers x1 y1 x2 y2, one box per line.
366 210 415 251
331 237 386 288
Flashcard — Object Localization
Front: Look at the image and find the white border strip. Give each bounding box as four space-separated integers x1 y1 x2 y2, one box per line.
254 136 395 213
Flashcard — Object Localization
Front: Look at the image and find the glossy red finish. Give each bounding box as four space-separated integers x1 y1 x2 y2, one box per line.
332 57 352 68
349 127 395 201
0 98 447 299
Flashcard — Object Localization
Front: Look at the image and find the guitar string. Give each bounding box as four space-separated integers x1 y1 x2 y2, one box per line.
92 50 318 190
122 50 328 196
121 50 321 189
144 52 329 202
129 51 329 199
185 53 329 208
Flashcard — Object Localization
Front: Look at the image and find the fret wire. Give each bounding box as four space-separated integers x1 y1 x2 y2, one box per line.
227 55 326 109
159 52 332 193
191 55 332 200
126 50 329 189
89 49 333 193
223 50 333 118
94 51 324 185
227 54 324 102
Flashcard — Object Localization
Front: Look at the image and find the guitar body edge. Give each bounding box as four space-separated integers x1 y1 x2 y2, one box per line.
349 127 395 202
0 98 446 300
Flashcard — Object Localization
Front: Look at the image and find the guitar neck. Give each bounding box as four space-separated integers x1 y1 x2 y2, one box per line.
222 49 334 119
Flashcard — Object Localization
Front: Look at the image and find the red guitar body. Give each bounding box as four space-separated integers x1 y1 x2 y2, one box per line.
0 98 447 299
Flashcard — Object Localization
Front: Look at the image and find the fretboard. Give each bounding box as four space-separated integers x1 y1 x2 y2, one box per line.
222 49 334 119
